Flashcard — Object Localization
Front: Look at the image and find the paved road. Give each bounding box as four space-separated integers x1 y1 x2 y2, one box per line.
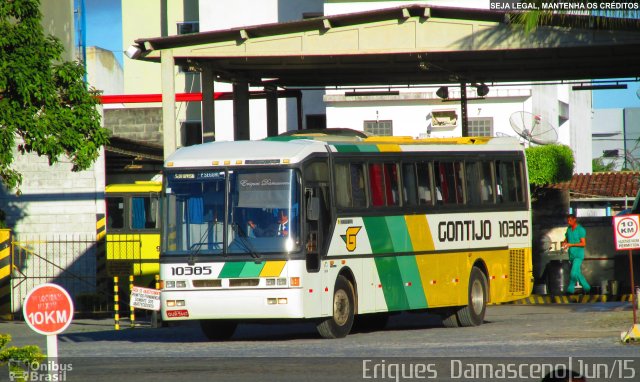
1 303 639 381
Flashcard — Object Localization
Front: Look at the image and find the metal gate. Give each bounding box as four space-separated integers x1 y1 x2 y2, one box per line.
0 232 146 320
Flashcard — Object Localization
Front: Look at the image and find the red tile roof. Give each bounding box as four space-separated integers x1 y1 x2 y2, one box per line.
548 172 640 199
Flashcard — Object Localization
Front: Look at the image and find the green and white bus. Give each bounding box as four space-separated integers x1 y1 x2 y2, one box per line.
160 132 532 339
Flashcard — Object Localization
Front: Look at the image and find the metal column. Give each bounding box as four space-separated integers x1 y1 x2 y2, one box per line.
201 68 215 143
266 86 279 137
233 82 250 141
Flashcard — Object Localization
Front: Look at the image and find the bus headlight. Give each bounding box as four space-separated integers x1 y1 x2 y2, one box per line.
176 281 187 288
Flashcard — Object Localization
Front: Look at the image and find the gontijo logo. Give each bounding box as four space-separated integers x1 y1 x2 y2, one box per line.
341 226 362 252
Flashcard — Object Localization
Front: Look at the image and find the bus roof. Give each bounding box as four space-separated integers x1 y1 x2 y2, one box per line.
164 136 523 168
105 181 162 193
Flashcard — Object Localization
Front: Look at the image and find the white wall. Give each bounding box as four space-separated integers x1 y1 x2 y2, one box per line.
592 109 624 170
569 89 593 173
326 87 533 138
86 47 124 96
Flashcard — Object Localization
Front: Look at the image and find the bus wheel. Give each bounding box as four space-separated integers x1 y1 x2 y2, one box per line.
317 275 355 339
441 308 460 328
200 320 237 341
457 267 488 327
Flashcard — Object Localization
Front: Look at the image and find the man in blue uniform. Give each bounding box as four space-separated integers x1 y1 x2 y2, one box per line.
561 214 591 294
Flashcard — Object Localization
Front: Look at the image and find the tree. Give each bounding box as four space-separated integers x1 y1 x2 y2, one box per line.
511 1 640 33
592 157 617 172
525 144 574 186
0 0 109 190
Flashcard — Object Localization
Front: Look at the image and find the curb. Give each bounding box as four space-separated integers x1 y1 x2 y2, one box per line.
511 294 635 305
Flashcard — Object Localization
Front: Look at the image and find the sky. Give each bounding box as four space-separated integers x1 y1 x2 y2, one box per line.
83 0 123 68
80 0 640 109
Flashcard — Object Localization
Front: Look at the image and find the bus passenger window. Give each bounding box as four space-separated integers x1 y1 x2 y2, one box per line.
335 163 366 208
416 162 433 206
106 197 124 229
479 161 495 204
132 196 159 229
369 163 385 206
497 160 524 203
350 164 367 208
384 163 400 206
334 164 352 208
513 161 524 202
465 162 481 205
454 162 465 204
465 161 494 205
402 163 418 206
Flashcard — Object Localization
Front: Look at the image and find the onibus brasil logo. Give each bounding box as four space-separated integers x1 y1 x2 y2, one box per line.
8 359 72 381
341 226 362 252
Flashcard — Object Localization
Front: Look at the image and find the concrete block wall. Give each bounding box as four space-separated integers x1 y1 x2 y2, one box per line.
0 148 106 309
103 107 163 145
0 150 105 236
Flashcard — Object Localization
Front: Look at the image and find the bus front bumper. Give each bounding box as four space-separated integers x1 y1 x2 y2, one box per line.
161 288 307 321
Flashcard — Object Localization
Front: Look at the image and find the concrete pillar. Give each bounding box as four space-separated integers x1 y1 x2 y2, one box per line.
266 86 279 137
233 82 250 141
201 68 215 142
161 49 177 158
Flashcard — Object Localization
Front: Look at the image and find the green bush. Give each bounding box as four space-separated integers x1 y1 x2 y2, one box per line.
525 144 574 186
0 334 43 382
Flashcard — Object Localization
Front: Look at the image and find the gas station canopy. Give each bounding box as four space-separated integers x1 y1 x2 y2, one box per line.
130 5 640 88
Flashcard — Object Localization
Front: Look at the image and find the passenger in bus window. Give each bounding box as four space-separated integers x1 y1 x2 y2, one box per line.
248 210 289 237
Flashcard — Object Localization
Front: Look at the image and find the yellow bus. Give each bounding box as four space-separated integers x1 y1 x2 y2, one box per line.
105 181 161 285
159 134 532 339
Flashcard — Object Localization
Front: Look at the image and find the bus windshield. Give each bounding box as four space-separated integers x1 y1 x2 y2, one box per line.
162 169 300 257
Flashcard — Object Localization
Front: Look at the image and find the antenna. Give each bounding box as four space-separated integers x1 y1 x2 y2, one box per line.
509 111 558 146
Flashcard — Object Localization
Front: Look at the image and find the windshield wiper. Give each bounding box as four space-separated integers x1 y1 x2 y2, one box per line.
187 223 216 265
234 223 262 260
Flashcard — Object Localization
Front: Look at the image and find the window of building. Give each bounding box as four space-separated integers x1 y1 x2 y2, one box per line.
364 120 393 136
177 21 199 35
468 117 493 137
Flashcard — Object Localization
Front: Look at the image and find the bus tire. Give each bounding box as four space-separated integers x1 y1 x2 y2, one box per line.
317 275 355 339
457 267 488 327
441 308 460 328
199 320 237 341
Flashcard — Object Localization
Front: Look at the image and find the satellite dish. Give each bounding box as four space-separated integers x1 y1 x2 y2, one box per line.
509 111 558 145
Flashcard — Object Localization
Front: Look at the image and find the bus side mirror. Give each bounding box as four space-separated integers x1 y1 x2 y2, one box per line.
307 197 320 221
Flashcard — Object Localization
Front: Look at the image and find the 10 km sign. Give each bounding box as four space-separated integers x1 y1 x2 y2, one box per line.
613 215 640 251
23 283 74 336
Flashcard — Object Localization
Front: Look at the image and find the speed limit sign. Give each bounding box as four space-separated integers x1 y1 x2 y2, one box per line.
613 214 640 250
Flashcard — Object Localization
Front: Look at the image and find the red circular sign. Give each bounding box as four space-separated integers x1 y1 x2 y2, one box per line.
23 283 74 335
617 217 638 239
